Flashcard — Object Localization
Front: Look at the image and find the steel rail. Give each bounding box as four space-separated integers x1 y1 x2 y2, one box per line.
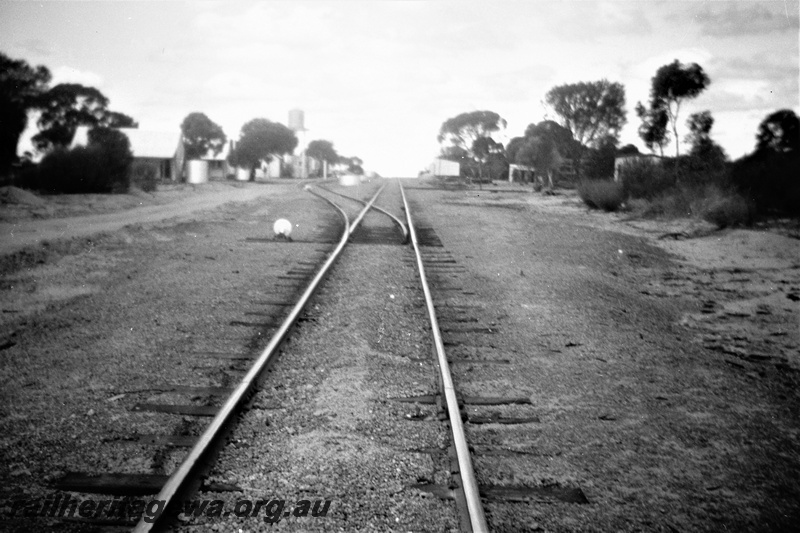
399 182 489 533
316 181 409 242
133 184 386 533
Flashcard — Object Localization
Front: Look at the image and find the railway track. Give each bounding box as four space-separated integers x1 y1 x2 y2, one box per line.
5 178 799 532
6 179 588 532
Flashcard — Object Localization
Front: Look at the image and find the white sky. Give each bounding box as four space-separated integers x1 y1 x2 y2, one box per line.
2 0 798 177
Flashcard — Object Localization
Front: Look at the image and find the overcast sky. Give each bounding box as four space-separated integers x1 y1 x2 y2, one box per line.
2 0 798 177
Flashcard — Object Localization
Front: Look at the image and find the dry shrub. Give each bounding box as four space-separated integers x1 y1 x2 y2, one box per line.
578 179 626 212
699 190 754 228
131 162 158 192
619 158 674 200
625 183 754 227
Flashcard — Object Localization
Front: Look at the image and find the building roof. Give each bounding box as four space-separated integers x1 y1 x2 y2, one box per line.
71 126 181 159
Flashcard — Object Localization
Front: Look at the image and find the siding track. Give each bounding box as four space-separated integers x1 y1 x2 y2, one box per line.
128 185 390 532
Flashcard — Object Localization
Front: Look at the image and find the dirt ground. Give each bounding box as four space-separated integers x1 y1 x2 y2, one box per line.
0 179 798 531
0 182 279 255
414 183 799 531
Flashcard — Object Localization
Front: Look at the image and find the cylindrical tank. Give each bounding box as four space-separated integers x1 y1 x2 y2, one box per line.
288 109 305 131
235 167 251 181
339 173 359 187
186 160 209 184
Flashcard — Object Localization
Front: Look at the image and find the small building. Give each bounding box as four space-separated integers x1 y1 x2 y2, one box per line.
201 140 235 180
255 157 283 180
508 158 575 184
508 164 536 183
428 158 460 178
614 154 662 182
71 126 185 181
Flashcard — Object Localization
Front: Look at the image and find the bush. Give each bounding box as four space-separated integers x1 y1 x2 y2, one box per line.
581 141 617 181
701 193 754 228
131 162 158 192
618 158 674 200
663 154 729 191
577 179 626 211
33 127 133 194
35 147 102 193
88 127 133 191
732 150 800 215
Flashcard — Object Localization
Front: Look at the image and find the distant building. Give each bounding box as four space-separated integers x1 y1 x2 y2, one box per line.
201 139 233 180
428 158 460 177
71 126 185 181
255 157 283 180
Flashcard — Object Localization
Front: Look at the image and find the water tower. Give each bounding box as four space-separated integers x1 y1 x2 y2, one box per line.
288 109 305 133
289 109 308 178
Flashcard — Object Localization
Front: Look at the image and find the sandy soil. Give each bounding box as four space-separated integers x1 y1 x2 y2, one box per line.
410 182 799 531
0 182 284 255
519 189 799 375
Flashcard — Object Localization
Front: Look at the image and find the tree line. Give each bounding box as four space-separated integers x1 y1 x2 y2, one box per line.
1 51 364 192
436 59 798 216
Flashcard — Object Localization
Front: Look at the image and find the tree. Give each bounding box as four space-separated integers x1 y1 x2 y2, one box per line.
471 136 504 183
648 59 710 157
438 110 506 183
582 134 619 180
685 110 714 147
685 110 726 172
513 121 577 190
732 110 799 215
231 118 298 172
180 112 226 160
516 136 561 190
635 101 670 156
439 145 470 163
342 156 364 175
544 80 627 149
755 109 799 153
103 111 138 129
618 144 640 156
306 140 339 176
505 137 526 165
0 52 51 174
32 83 110 151
438 110 507 151
87 126 134 191
524 120 577 156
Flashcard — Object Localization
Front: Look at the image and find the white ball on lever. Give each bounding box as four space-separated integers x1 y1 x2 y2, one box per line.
273 218 293 238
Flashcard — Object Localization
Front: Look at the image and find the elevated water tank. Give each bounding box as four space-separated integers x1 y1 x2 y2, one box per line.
288 109 305 132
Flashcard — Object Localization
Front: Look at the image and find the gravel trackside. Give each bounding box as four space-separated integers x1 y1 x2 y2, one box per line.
1 178 798 532
0 182 341 532
404 183 799 532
